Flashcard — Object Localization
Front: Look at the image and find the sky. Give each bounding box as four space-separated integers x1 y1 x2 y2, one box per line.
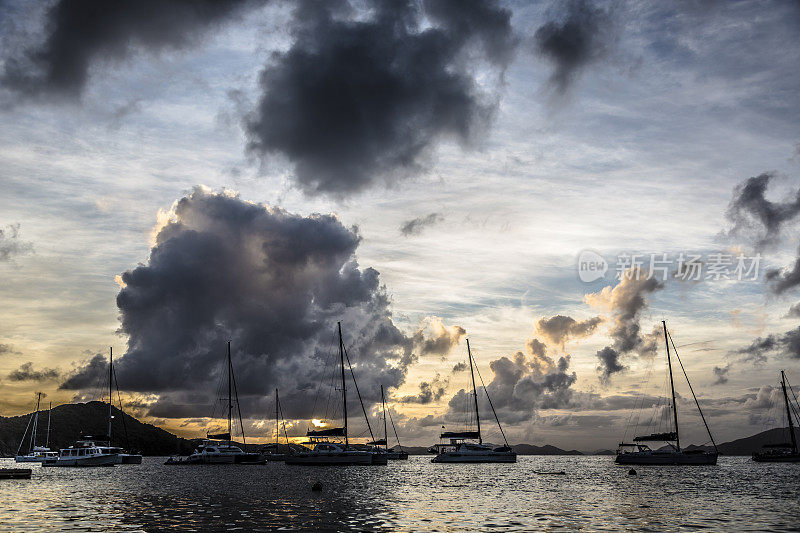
1 0 799 452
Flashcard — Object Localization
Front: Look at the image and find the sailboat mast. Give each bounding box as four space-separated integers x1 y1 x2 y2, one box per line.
781 371 797 453
381 385 388 451
467 339 482 444
46 402 51 449
663 321 680 451
227 341 232 444
29 392 41 453
338 322 348 447
108 347 113 443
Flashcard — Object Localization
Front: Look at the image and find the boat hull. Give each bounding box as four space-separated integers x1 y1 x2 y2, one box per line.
44 454 118 467
387 451 409 460
615 451 718 465
14 456 49 463
432 451 517 463
118 454 143 464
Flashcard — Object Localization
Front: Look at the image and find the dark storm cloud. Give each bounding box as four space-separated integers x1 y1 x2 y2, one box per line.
584 272 664 381
60 188 460 420
0 223 33 261
733 326 800 363
712 363 730 385
60 353 106 389
400 213 444 236
452 361 467 373
246 0 516 197
399 373 448 404
7 362 60 382
533 0 614 93
725 173 800 249
535 314 602 346
1 0 256 100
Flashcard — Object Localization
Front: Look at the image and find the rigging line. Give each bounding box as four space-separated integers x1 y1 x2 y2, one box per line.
15 405 34 456
624 353 655 442
342 343 375 442
785 377 800 426
472 356 509 447
230 353 247 445
277 395 290 445
667 330 718 451
311 330 336 421
112 365 130 450
386 402 403 449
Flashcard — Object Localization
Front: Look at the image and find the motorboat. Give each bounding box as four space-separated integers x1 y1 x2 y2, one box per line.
43 440 118 467
165 439 263 465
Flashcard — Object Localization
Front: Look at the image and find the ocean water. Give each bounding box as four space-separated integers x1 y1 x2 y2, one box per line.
0 456 797 532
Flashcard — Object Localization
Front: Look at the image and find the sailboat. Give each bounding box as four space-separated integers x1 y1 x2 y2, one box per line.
165 341 263 465
285 322 386 466
615 321 718 465
367 385 408 460
752 371 800 462
431 339 516 463
15 393 57 463
97 347 142 464
260 389 288 461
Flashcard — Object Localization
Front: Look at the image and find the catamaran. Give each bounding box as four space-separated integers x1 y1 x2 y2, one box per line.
431 339 516 463
285 322 386 466
165 341 263 465
15 393 57 463
615 321 718 465
752 370 800 462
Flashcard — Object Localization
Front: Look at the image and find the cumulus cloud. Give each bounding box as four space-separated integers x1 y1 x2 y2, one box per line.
60 353 106 390
766 246 800 295
400 213 444 236
0 223 33 261
411 317 466 358
245 0 516 197
712 364 731 385
452 361 467 373
724 172 800 249
533 0 614 93
584 271 664 381
399 373 448 404
59 188 464 423
535 314 602 348
7 362 60 382
445 335 577 425
0 0 256 100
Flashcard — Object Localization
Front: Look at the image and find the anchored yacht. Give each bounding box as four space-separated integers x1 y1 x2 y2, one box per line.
752 371 800 462
431 340 516 464
43 439 118 467
15 394 57 463
615 321 718 465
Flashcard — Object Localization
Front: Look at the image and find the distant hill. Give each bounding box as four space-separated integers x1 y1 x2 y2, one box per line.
0 401 194 456
513 444 583 455
717 427 799 455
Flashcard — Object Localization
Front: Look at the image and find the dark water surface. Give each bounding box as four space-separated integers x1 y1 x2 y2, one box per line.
0 456 798 531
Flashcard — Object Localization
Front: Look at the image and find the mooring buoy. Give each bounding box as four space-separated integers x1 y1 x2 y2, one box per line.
628 468 637 475
311 481 323 491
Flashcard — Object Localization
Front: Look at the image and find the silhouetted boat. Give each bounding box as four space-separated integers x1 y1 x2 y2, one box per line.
431 339 516 463
42 438 118 467
15 393 57 463
285 322 386 466
261 389 288 461
165 341 263 465
752 371 800 462
369 385 408 460
616 321 718 465
103 348 142 464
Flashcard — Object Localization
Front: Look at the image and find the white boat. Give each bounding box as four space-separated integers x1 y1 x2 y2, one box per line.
97 446 144 464
166 439 263 464
431 340 517 464
615 321 718 466
284 322 387 466
165 341 263 465
43 440 118 467
15 394 57 463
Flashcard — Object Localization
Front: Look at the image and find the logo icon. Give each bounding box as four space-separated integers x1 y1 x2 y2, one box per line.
577 250 607 283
